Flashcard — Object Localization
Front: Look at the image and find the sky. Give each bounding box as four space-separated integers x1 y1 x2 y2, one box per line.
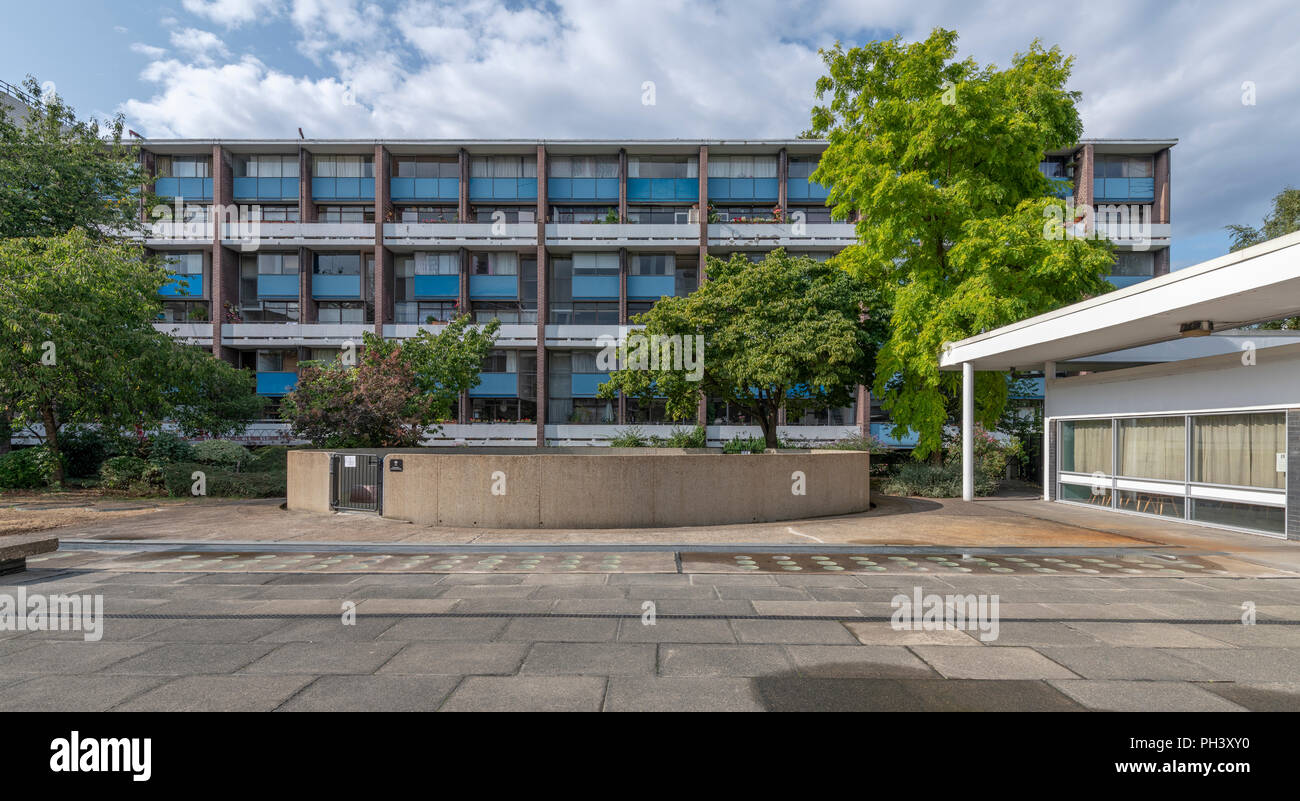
2 0 1297 268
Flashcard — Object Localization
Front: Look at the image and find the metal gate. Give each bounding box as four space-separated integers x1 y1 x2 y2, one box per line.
330 453 382 513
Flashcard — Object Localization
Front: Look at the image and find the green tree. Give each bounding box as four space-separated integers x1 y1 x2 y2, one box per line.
0 76 150 239
599 249 886 449
0 231 260 484
282 319 499 447
807 29 1114 458
1227 187 1300 330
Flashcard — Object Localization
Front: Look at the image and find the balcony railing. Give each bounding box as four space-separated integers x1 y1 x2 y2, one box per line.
160 274 204 297
256 371 298 396
311 274 362 299
468 373 519 398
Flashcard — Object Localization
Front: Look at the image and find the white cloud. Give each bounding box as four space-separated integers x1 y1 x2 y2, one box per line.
117 0 1300 265
181 0 283 28
130 43 167 58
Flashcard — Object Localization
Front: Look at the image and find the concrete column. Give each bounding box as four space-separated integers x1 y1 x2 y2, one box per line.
458 390 469 425
1075 144 1094 214
961 361 974 501
856 384 870 438
1042 360 1055 501
696 144 709 427
618 148 628 223
535 144 548 447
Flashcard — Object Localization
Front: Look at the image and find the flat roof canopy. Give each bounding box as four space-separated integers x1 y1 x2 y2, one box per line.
939 230 1300 371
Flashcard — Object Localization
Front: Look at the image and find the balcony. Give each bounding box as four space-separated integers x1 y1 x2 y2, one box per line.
412 274 460 299
233 177 299 201
571 275 618 300
256 274 299 300
223 323 370 347
311 177 375 200
570 372 611 397
1105 274 1153 289
1093 177 1155 202
469 373 519 398
707 177 779 201
312 274 362 299
147 221 213 242
626 178 698 202
160 274 204 297
468 177 538 201
153 177 213 201
152 322 213 344
383 222 535 246
707 222 857 247
544 223 697 245
256 371 298 396
547 177 619 201
786 178 829 202
217 222 373 246
626 275 675 300
468 275 518 299
390 177 459 201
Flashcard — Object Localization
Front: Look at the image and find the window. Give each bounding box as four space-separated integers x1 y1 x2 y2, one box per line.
317 205 374 223
235 155 299 178
573 252 618 276
1192 413 1285 489
471 206 534 224
393 155 458 178
674 265 698 297
707 155 777 178
628 156 698 179
471 252 518 276
317 301 371 324
240 252 299 308
157 301 209 322
167 252 204 275
312 155 374 178
1097 155 1153 179
1038 157 1070 179
257 205 300 222
314 253 361 276
788 157 819 179
1191 499 1285 534
239 302 298 323
481 349 510 373
395 301 457 324
1118 417 1185 481
1060 419 1112 475
551 206 616 224
398 205 457 223
1112 251 1155 277
255 349 297 372
548 156 618 178
788 206 832 224
472 301 526 324
626 206 691 224
470 156 537 178
714 205 781 222
156 155 211 178
631 253 674 276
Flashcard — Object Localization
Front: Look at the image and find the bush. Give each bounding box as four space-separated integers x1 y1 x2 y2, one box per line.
99 455 149 490
0 447 59 489
882 427 1011 498
160 461 286 498
245 446 290 472
825 433 888 454
660 425 706 449
147 431 195 464
609 427 648 448
722 433 793 453
191 440 250 470
59 428 114 478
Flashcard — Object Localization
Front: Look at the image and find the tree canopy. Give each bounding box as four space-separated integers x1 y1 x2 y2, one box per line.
1227 186 1300 329
598 249 886 448
807 29 1114 457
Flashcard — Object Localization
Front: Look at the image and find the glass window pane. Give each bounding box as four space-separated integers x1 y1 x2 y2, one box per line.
1118 417 1185 481
1117 490 1185 519
1061 419 1112 475
1192 412 1286 489
1191 499 1284 534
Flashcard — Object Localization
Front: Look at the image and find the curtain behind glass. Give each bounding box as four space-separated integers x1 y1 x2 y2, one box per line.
1062 420 1111 474
1119 417 1185 481
1193 413 1285 489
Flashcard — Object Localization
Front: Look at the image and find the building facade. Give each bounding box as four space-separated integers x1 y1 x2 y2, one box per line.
134 137 1172 447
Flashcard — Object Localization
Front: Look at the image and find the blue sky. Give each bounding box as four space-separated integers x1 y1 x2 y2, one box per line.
3 0 1297 268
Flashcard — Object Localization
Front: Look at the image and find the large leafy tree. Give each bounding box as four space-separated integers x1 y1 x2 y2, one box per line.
0 76 150 239
807 29 1114 458
282 318 500 447
0 231 263 483
1227 187 1300 330
599 249 886 449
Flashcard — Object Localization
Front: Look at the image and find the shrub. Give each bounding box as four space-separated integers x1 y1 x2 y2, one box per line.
99 455 149 490
825 433 888 454
147 431 195 464
245 446 290 472
662 425 706 448
59 428 114 478
722 433 793 453
160 461 286 498
609 427 648 448
882 427 1010 498
191 439 250 470
0 447 59 489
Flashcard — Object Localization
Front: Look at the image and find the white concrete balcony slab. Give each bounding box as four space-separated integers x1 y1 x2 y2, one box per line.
545 223 699 246
143 221 213 245
221 322 371 347
545 324 623 346
153 322 213 344
424 423 538 446
707 222 858 248
383 223 536 247
215 222 374 250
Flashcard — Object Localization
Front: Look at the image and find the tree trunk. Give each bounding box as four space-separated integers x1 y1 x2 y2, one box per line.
759 409 780 450
40 404 65 486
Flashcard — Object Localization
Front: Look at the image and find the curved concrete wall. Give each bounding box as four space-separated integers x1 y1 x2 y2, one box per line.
288 449 869 529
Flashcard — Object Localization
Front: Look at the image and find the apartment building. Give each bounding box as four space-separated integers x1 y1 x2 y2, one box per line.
136 137 1173 447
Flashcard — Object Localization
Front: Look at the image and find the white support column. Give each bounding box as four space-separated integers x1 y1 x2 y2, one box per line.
962 361 974 501
1042 361 1055 501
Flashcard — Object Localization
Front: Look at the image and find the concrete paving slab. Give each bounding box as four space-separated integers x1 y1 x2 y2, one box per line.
604 677 764 711
500 617 618 643
785 645 937 679
909 645 1081 680
892 679 1086 712
0 641 160 674
240 642 405 674
1194 681 1300 712
0 676 166 711
843 621 980 646
615 618 737 644
731 619 860 645
1048 679 1247 711
379 642 528 675
278 675 461 711
114 675 316 711
378 618 509 641
658 644 793 677
521 642 655 676
1063 622 1236 648
1035 647 1226 681
440 676 606 712
105 642 278 675
1163 647 1300 682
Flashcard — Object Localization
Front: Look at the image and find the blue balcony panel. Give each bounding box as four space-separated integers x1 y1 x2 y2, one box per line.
707 177 779 201
413 274 460 299
626 178 698 203
391 177 459 201
1094 177 1155 202
256 371 298 396
160 274 204 297
468 275 518 299
626 275 675 300
869 423 919 449
1105 274 1152 289
571 275 619 300
1009 376 1046 400
312 274 362 299
154 177 213 201
257 274 299 300
311 177 375 200
467 176 537 201
570 372 611 398
233 176 299 201
786 179 829 202
469 372 519 398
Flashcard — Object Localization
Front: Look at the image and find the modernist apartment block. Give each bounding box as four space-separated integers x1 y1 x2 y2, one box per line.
135 137 1173 447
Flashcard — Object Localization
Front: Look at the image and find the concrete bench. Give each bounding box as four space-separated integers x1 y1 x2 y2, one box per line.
0 534 59 575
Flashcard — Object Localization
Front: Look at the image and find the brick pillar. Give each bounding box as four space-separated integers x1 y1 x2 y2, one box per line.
299 246 316 323
777 147 788 219
458 246 470 319
1153 144 1171 277
696 144 709 427
618 148 628 223
458 148 470 223
210 145 237 363
298 148 316 222
535 144 548 447
617 247 628 425
1075 144 1094 211
373 144 391 336
139 150 156 222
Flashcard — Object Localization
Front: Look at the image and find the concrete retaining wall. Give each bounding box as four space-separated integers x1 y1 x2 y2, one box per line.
287 448 869 529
